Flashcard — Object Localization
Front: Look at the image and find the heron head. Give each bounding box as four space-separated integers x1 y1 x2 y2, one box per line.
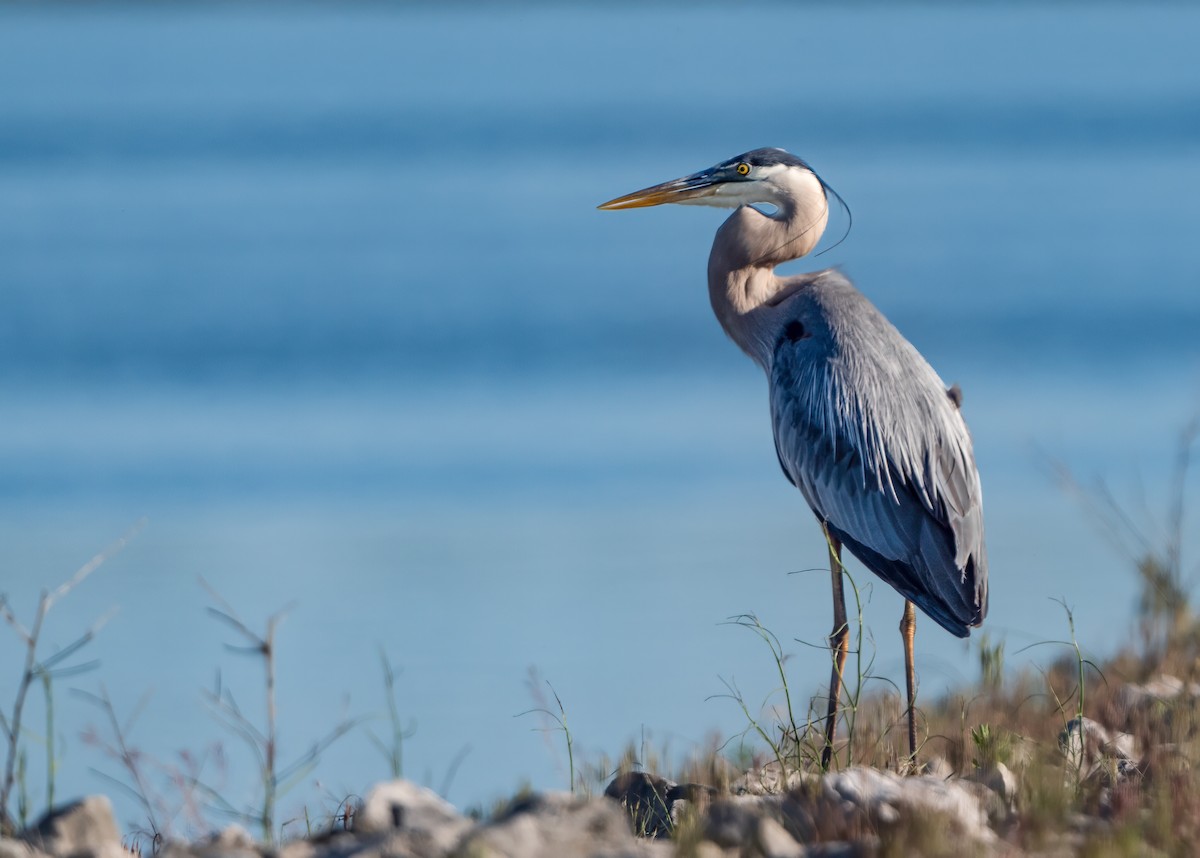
597 148 826 212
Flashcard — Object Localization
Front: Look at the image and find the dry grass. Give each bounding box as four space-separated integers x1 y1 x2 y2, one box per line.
594 612 1200 855
597 426 1200 855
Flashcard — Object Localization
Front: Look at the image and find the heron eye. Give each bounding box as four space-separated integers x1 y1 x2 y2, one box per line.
736 163 751 176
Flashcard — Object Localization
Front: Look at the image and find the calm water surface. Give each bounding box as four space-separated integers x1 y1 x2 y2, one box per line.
0 1 1198 832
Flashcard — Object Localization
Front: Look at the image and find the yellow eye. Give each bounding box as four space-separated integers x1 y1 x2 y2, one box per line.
736 163 750 176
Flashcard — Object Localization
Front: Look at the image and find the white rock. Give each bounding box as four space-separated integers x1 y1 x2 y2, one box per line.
22 797 124 858
354 780 472 856
1106 730 1137 761
703 796 782 848
1059 717 1106 770
274 838 318 858
0 839 50 858
965 762 1019 817
356 780 464 833
1114 675 1200 727
754 816 804 858
454 793 670 858
210 825 255 849
823 767 995 846
181 823 262 858
1060 717 1139 783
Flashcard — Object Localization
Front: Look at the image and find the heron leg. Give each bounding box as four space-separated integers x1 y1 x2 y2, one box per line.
820 531 848 772
900 599 918 766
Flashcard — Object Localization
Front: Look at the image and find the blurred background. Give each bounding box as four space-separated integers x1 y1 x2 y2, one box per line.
1 0 1198 837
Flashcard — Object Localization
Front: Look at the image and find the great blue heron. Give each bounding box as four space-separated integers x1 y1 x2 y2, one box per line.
598 148 987 767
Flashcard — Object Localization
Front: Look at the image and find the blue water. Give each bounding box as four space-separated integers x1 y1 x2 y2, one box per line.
1 1 1199 837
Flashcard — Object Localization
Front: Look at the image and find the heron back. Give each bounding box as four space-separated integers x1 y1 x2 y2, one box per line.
767 270 988 637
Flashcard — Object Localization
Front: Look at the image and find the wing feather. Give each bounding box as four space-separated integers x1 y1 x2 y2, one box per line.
768 274 988 636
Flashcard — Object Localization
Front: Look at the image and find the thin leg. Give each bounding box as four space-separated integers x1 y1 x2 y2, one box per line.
820 530 849 772
900 599 918 766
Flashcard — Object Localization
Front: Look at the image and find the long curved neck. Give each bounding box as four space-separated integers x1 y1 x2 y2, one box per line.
707 170 829 366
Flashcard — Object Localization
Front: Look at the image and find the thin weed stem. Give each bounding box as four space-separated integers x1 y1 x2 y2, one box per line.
366 648 417 780
0 523 136 833
199 581 357 843
520 671 576 793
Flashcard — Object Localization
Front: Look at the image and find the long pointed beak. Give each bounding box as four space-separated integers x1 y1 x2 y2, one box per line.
597 168 722 210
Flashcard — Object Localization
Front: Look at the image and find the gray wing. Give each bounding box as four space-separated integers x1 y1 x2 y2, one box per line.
768 277 987 637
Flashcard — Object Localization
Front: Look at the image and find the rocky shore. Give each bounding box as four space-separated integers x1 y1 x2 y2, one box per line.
0 770 1000 858
3 670 1196 857
0 723 1152 857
